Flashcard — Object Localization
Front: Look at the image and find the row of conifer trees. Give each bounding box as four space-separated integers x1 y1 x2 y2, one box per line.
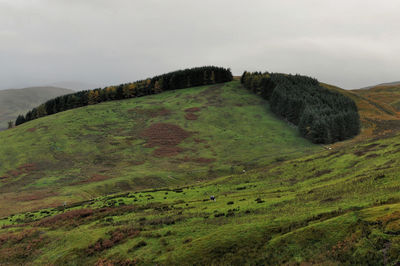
241 71 360 144
15 66 232 126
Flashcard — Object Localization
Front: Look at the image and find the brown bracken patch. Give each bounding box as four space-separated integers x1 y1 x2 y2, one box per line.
3 163 37 180
27 127 37 132
184 107 201 120
154 147 184 157
140 123 191 157
16 191 58 202
185 113 198 120
191 158 216 164
185 107 201 113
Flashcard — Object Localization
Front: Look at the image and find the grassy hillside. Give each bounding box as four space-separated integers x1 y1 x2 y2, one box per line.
1 119 399 264
0 86 73 130
322 83 400 145
353 84 400 113
0 81 320 217
2 80 399 265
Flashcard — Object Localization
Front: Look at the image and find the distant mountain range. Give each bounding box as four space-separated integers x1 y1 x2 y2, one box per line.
0 86 73 130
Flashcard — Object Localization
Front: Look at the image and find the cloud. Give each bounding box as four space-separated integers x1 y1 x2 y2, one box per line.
1 0 400 90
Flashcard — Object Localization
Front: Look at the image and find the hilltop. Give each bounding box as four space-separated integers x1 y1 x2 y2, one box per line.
0 80 320 217
0 86 73 130
1 71 399 265
359 81 400 90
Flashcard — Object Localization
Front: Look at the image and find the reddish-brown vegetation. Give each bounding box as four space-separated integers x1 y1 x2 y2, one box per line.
0 229 49 263
27 127 37 132
141 123 191 147
140 123 191 157
37 209 94 227
185 107 202 113
153 147 184 157
87 227 140 255
184 107 201 120
181 156 216 164
16 191 58 202
2 163 37 180
192 158 216 163
185 113 198 120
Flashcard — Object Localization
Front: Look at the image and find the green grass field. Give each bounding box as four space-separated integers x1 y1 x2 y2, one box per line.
1 127 399 265
1 80 399 265
0 81 320 217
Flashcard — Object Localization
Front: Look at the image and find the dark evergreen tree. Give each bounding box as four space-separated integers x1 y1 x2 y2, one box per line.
241 71 360 144
15 115 26 126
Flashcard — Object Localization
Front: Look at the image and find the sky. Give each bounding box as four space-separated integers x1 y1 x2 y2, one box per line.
1 0 400 90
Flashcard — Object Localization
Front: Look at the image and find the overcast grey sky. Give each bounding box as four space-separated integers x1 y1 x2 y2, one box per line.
1 0 400 90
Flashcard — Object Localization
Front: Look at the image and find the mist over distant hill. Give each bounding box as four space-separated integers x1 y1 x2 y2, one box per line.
0 86 73 130
48 81 99 91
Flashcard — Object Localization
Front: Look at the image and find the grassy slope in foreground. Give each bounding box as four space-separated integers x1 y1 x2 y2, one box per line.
1 122 399 265
0 81 320 216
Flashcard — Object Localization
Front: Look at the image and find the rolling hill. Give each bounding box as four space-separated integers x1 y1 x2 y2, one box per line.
0 77 399 265
0 86 73 130
1 105 400 264
0 80 320 217
322 83 400 144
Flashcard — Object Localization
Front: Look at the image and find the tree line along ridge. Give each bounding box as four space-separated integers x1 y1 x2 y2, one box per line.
14 66 360 144
241 71 360 144
15 66 233 126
